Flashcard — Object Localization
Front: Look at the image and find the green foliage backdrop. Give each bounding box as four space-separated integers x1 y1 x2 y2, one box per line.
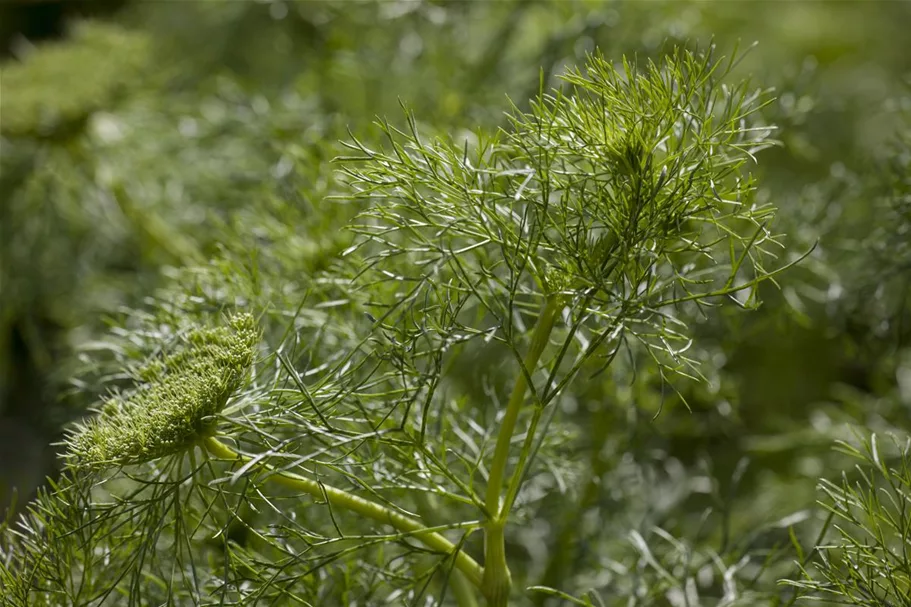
1 1 911 606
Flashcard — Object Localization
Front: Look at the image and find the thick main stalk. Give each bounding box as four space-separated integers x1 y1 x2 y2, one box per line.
482 296 560 605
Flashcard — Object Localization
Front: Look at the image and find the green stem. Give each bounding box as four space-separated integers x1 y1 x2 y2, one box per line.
481 520 511 607
202 435 485 589
482 295 560 605
484 295 560 517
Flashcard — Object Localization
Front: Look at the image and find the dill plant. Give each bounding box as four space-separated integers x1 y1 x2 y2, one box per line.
785 435 911 606
1 47 799 606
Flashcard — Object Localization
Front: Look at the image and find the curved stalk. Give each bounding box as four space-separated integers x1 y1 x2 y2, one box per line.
202 435 485 589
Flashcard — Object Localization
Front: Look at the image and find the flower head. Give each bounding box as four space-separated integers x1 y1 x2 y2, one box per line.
66 313 259 470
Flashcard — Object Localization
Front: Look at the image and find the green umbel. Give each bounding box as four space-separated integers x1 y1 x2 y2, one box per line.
67 313 259 470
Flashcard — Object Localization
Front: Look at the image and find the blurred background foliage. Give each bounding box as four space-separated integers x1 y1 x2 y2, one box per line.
1 0 911 604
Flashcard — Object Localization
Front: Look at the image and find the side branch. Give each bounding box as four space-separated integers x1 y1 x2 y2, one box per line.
201 435 485 589
484 295 560 518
